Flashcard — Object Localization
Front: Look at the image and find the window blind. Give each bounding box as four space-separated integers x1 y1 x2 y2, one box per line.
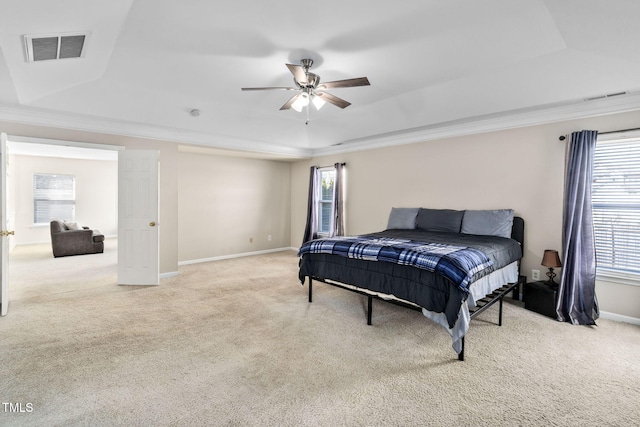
318 169 335 234
33 173 75 224
592 138 640 274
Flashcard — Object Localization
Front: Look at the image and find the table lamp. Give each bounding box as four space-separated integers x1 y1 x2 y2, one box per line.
541 249 562 286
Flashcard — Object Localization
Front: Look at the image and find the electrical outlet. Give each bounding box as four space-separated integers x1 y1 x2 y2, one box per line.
267 235 272 241
532 269 540 281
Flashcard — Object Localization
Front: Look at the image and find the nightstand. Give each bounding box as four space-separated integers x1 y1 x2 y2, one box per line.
524 281 558 319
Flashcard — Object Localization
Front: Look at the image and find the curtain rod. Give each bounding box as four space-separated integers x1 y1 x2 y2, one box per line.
317 162 346 168
559 127 640 141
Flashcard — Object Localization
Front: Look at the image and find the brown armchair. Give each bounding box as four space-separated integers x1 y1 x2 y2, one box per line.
50 219 105 257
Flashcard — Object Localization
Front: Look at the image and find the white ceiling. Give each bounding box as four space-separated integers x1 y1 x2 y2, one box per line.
1 0 640 159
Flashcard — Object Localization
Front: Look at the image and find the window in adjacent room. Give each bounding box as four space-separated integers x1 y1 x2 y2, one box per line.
592 133 640 280
33 173 76 225
317 168 335 235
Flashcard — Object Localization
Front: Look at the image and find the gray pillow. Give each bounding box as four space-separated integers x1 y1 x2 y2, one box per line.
386 207 420 229
416 209 464 233
461 209 514 238
64 222 80 230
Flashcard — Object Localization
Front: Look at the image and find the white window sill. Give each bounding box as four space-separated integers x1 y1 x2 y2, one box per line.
596 269 640 287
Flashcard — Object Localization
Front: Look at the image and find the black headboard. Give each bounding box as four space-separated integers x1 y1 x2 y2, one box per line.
511 216 524 252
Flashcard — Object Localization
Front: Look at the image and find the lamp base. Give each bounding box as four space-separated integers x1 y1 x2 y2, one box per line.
546 267 556 281
546 268 559 289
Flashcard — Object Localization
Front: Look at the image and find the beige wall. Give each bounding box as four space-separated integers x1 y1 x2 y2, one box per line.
290 110 640 320
11 155 117 245
177 151 291 262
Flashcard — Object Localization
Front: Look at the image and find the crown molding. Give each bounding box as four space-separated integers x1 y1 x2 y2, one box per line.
0 104 312 160
312 91 640 157
2 91 640 160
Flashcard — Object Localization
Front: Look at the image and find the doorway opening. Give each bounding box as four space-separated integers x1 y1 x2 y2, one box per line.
5 136 121 301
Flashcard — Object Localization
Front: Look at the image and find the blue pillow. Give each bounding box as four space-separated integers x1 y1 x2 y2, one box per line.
386 207 420 229
416 209 464 233
461 209 514 238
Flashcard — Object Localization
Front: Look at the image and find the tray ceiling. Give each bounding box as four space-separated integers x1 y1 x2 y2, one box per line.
1 0 640 158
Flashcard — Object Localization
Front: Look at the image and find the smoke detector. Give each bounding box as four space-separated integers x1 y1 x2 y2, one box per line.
24 32 90 62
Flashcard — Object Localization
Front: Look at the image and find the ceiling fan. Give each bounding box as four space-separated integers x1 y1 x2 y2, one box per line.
241 59 370 113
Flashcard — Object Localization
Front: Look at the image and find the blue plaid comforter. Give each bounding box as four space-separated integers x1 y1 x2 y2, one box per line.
298 236 494 292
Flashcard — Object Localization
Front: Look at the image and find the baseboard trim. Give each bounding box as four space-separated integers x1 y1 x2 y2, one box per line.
178 247 295 266
160 271 180 279
599 311 640 326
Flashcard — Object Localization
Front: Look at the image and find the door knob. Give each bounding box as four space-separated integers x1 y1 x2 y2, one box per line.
149 222 156 227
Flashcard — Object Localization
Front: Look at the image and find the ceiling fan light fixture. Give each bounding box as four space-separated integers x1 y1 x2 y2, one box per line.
291 102 303 113
291 92 310 112
312 94 326 110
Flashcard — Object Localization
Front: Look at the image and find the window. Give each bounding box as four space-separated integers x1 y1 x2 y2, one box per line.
33 173 76 224
592 135 640 277
317 168 335 235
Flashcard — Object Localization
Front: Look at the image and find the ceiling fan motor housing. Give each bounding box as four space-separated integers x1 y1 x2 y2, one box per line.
303 73 320 88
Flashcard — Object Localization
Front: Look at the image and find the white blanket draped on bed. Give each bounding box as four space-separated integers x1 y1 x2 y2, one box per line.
423 261 519 353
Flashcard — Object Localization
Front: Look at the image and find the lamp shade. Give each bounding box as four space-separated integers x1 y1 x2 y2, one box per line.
541 249 562 268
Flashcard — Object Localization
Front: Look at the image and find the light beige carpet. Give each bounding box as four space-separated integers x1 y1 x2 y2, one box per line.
1 241 639 426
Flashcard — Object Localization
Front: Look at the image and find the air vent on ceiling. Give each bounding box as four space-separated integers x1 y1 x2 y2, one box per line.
24 32 89 62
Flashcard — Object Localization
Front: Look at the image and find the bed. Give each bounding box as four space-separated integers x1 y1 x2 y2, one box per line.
297 208 524 361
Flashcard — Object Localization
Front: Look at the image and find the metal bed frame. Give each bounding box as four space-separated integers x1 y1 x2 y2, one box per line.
307 276 523 361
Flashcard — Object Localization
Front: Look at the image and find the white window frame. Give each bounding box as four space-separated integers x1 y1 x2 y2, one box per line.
316 167 335 237
33 173 76 225
593 131 640 286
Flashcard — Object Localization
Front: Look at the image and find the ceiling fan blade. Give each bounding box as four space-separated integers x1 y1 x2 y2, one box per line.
241 86 297 91
315 92 351 109
280 93 301 110
319 77 370 89
286 64 307 84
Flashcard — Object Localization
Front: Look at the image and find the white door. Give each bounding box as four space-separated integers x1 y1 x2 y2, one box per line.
1 133 12 315
118 150 159 285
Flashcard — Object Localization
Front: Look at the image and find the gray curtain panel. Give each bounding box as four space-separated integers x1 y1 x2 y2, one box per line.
302 166 319 244
557 130 599 325
331 163 345 237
